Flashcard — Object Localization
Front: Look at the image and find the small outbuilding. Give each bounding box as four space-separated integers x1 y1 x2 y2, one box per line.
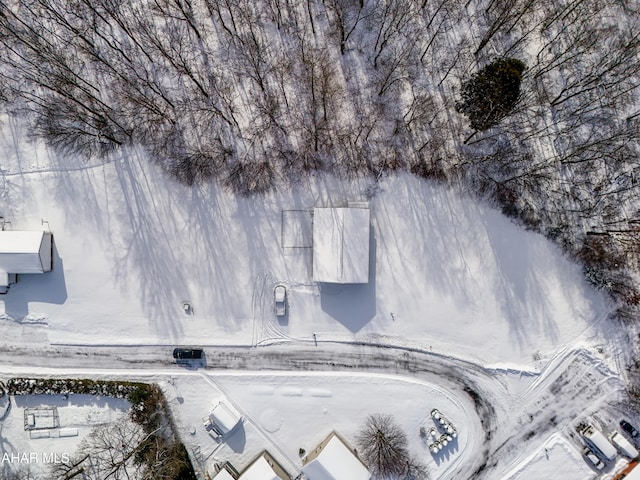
302 432 371 480
312 208 370 284
205 401 243 437
0 231 52 289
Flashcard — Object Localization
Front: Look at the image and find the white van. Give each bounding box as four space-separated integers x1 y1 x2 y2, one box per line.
611 431 639 459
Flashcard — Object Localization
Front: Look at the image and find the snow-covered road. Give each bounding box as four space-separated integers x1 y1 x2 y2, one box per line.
0 339 618 479
0 122 624 478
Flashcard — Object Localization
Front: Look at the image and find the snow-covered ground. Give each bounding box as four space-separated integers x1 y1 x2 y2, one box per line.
163 371 480 479
504 433 595 480
0 392 129 476
0 355 629 480
0 117 633 480
0 117 610 368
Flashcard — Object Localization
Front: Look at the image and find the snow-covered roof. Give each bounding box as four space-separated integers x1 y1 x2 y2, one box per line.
0 231 52 274
208 401 242 434
303 433 371 480
622 464 640 480
239 455 282 480
313 208 370 283
212 469 236 480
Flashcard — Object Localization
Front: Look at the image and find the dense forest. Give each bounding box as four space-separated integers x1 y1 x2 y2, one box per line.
1 0 639 326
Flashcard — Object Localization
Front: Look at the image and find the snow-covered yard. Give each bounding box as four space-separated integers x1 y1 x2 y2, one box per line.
0 392 129 476
0 122 609 369
0 118 628 480
162 371 481 479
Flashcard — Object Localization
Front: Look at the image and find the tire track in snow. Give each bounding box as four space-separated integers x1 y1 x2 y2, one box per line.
0 341 603 479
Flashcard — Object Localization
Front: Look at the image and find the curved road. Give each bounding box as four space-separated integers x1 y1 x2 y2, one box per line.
0 339 598 479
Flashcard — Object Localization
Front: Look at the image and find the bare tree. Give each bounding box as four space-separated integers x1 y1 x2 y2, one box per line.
473 0 537 56
0 465 39 480
224 160 276 195
324 0 367 55
356 414 410 480
49 417 146 480
403 456 430 480
369 0 416 68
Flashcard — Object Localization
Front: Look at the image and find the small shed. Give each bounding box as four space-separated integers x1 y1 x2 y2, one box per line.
0 231 52 287
312 208 370 284
302 432 371 480
207 401 243 436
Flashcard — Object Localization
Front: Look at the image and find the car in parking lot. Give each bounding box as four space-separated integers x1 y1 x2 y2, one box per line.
274 284 286 316
172 348 203 360
583 447 605 470
620 419 639 440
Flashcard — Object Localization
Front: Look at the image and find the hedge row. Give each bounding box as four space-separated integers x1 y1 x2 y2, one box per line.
6 377 146 400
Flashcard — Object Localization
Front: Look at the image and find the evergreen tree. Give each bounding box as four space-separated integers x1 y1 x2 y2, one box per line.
456 58 526 131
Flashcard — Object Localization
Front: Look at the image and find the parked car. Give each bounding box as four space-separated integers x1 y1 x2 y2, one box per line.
274 285 286 316
173 348 203 360
583 447 605 470
620 420 639 440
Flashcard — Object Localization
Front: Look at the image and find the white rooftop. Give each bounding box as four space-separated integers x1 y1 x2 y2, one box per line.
212 469 236 480
239 455 282 480
303 434 371 480
208 401 242 435
0 231 52 274
312 208 370 283
623 465 640 480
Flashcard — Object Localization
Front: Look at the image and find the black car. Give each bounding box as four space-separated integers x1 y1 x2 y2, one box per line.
620 419 639 439
173 348 204 360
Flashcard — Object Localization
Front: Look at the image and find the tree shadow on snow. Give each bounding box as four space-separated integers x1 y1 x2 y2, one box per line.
319 232 376 333
110 154 191 342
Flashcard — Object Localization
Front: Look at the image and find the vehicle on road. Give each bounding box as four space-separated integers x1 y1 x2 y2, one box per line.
172 348 204 360
274 284 286 316
621 420 639 440
583 447 605 470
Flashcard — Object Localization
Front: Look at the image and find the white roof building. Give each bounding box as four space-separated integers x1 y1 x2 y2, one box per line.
302 432 371 480
238 454 285 480
622 465 640 480
207 401 243 435
211 469 236 480
212 452 288 480
0 231 52 287
312 208 370 283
